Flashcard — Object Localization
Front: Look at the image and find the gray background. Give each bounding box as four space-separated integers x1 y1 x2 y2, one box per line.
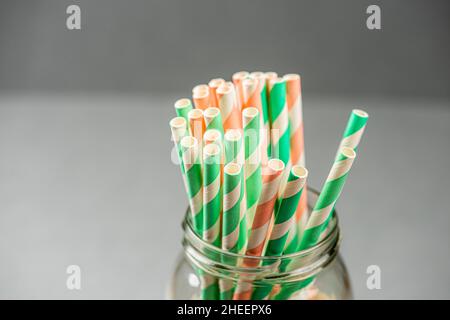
0 0 449 299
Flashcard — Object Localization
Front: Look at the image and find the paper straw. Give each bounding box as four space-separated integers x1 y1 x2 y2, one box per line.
283 73 308 254
301 147 356 250
233 159 285 300
174 98 194 129
274 147 357 300
208 78 225 107
203 129 222 146
222 163 246 253
267 166 308 257
268 77 290 166
169 116 189 180
188 109 206 158
204 107 224 137
193 85 211 110
232 71 249 109
180 136 203 236
224 129 244 165
193 84 209 94
337 109 369 157
224 129 247 252
251 166 308 300
246 159 285 259
243 76 269 165
242 107 262 231
217 83 242 131
203 143 222 247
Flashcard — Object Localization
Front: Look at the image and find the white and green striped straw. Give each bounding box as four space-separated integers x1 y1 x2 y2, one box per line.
300 147 357 250
242 107 262 231
174 98 194 130
251 165 308 300
202 143 222 300
221 163 245 299
268 78 290 166
224 130 247 253
274 147 357 300
180 136 203 236
337 109 369 159
204 107 224 138
203 143 222 247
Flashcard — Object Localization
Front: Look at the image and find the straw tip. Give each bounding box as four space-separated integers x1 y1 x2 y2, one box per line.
204 107 220 117
174 98 192 109
267 158 285 172
203 143 220 157
208 78 225 87
353 109 369 118
283 73 301 81
224 129 242 141
242 107 259 118
204 129 221 142
192 84 209 94
180 135 198 148
232 71 249 80
169 116 186 128
224 162 242 175
292 165 308 179
340 147 357 159
188 108 203 119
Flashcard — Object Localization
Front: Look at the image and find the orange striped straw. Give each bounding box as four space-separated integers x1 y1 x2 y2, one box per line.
208 78 225 107
232 71 249 109
243 76 269 166
233 159 285 300
265 72 278 92
246 158 285 259
192 84 210 110
216 83 242 131
188 109 206 148
284 74 308 227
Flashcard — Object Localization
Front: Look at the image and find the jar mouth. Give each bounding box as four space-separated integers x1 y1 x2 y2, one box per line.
182 188 341 281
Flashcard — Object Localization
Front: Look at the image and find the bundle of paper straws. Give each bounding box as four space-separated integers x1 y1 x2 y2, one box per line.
169 71 368 300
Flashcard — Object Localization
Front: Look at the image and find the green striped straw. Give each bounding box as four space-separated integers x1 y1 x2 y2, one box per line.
204 107 225 138
221 163 245 298
180 136 203 237
274 147 357 300
268 77 290 166
174 98 194 130
224 130 247 252
169 117 188 176
242 107 262 231
201 143 222 300
224 130 243 165
203 143 222 248
251 166 308 300
337 109 369 159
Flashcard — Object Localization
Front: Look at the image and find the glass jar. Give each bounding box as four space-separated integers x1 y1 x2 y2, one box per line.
168 189 353 300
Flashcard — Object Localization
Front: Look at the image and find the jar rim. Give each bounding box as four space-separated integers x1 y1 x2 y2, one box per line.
183 188 340 264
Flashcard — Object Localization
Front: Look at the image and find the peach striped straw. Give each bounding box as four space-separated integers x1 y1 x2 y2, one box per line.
243 76 269 166
233 158 285 300
193 84 209 94
216 83 242 131
265 72 278 93
284 74 308 249
208 78 225 107
192 84 210 110
232 71 249 109
188 109 206 161
246 158 285 259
